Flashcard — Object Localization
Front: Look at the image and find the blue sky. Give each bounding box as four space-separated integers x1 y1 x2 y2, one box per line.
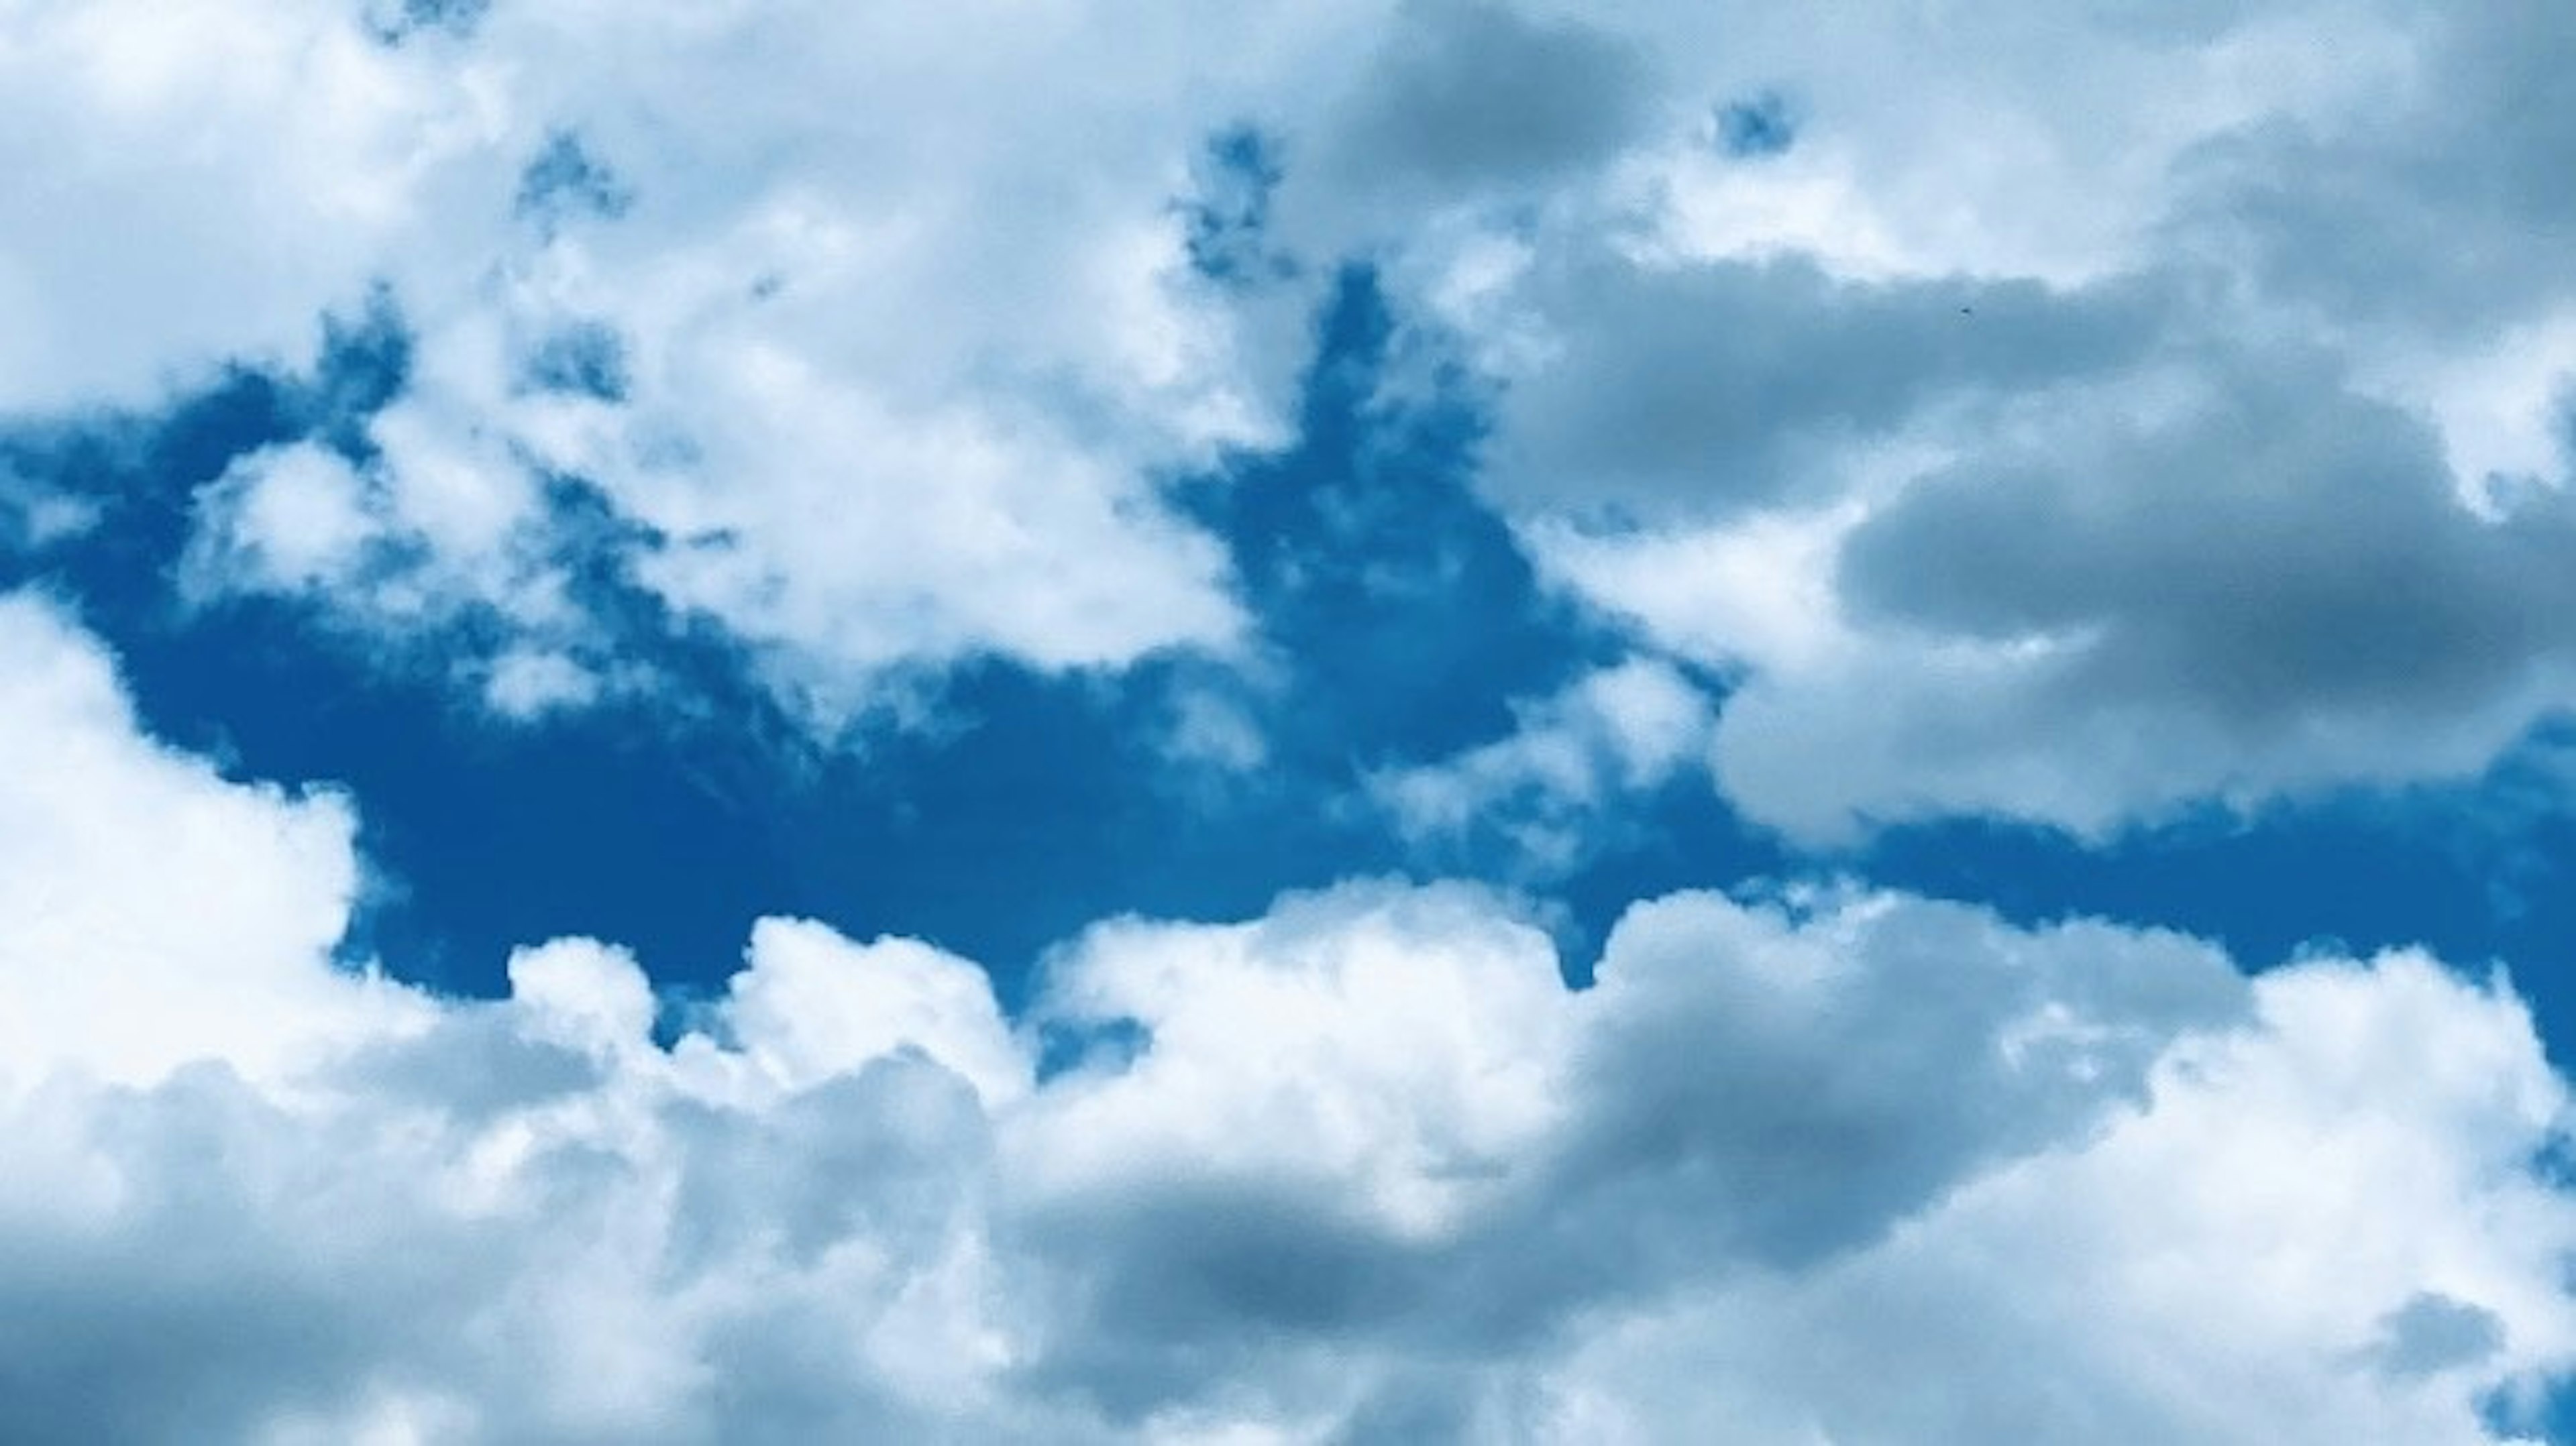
6 2 2576 1441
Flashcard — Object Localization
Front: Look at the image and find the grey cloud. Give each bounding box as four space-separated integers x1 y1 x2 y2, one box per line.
1701 357 2576 838
1549 897 2245 1263
333 1008 606 1122
1007 1184 1433 1425
986 889 2247 1431
0 1056 1017 1445
1487 254 2164 518
1322 0 1656 202
663 1055 993 1276
0 884 2562 1443
0 1068 492 1446
1316 1 2576 840
2373 1293 2508 1380
1841 363 2576 735
2166 3 2576 339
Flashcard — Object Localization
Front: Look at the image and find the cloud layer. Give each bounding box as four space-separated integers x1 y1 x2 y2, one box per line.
2 596 2570 1442
12 0 2569 836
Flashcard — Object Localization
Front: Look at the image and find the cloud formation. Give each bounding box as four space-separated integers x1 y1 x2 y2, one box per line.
1 597 2569 1441
9 3 2576 1440
15 0 2573 838
1348 1 2576 838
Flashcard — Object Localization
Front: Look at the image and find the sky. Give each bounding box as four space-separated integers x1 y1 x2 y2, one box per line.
6 1 2576 1441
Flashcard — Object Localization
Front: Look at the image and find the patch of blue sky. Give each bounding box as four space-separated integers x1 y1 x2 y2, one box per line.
2483 1372 2576 1443
362 0 490 46
1179 266 1611 765
1716 90 1799 158
1181 125 1297 290
515 130 636 229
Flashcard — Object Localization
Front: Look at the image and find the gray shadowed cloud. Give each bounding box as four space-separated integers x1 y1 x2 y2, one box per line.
1701 355 2576 841
1001 885 2249 1431
1839 360 2576 733
2165 1 2576 341
2371 1292 2508 1380
1318 0 1657 203
1483 253 2167 518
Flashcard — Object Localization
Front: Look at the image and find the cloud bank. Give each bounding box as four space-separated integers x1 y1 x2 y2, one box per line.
13 0 2571 836
2 595 2569 1442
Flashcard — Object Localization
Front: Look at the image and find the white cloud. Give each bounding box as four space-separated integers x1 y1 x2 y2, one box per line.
1016 883 1579 1241
719 917 1028 1107
0 590 424 1094
9 0 2576 834
193 442 379 594
1 600 2568 1440
7 860 2567 1441
11 0 1365 725
0 0 497 412
479 647 600 720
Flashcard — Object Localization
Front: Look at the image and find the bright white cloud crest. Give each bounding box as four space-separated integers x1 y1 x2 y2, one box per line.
1 597 2571 1441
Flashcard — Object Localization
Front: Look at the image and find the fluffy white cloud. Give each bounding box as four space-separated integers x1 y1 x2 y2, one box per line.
15 5 2576 1443
0 0 496 412
10 0 1364 723
20 0 2571 836
1016 883 1579 1241
3 594 2571 1441
13 5 2576 1436
0 591 424 1093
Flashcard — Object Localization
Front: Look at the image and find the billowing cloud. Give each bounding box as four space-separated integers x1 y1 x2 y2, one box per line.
17 0 2573 837
0 591 423 1093
1349 1 2576 839
10 0 1356 724
3 596 2571 1441
1705 362 2576 839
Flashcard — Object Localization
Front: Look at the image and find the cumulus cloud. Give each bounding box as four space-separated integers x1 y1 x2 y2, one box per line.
0 591 422 1093
1538 949 2576 1445
12 0 1359 725
1702 362 2576 839
1323 1 2576 838
2 595 2571 1441
0 0 490 413
19 0 2570 837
